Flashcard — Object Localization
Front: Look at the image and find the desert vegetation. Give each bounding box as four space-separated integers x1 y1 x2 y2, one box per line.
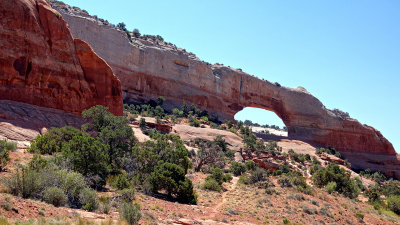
0 140 16 172
1 99 400 224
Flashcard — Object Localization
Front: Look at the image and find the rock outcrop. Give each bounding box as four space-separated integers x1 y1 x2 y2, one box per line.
0 100 83 149
0 0 123 116
54 4 395 156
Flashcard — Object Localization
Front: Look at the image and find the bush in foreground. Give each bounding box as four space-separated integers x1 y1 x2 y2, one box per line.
79 188 98 211
43 187 67 207
202 177 222 192
149 162 197 204
2 159 96 210
120 202 141 225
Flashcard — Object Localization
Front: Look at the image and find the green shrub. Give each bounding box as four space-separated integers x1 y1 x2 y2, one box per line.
139 118 146 128
301 205 317 214
2 157 97 210
283 218 290 224
4 166 40 198
278 176 292 188
118 188 136 202
38 209 45 216
82 105 136 173
28 126 85 155
132 133 191 175
224 173 233 182
381 180 400 196
325 181 337 194
1 198 11 211
289 172 314 195
57 170 86 206
387 195 400 215
149 162 197 204
62 135 109 188
120 202 141 225
367 190 381 203
279 164 290 174
0 140 16 152
0 140 16 171
43 187 67 207
224 150 235 159
207 168 231 185
316 147 341 158
177 178 198 204
272 170 282 176
193 139 226 172
245 161 257 171
355 213 364 221
249 168 268 184
312 164 359 198
79 188 98 211
189 116 200 127
230 161 246 176
28 154 48 171
201 116 209 122
238 174 251 185
99 201 111 214
111 173 131 190
202 178 222 192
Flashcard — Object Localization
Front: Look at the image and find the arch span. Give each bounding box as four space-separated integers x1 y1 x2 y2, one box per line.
60 10 395 156
234 107 287 131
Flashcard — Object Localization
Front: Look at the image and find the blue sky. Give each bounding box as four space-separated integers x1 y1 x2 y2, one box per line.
61 0 399 152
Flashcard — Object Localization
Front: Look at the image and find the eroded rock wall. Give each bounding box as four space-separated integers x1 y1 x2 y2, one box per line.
0 0 123 116
55 4 395 155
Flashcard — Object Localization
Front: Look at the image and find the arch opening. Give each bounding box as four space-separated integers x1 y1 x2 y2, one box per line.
234 107 288 137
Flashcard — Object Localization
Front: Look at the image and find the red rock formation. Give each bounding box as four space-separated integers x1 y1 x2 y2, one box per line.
252 159 280 172
0 0 123 116
53 3 395 156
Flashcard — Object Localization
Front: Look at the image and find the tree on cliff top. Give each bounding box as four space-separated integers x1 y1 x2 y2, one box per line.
117 22 127 31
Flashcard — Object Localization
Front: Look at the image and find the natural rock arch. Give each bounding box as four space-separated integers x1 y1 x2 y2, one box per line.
56 5 395 156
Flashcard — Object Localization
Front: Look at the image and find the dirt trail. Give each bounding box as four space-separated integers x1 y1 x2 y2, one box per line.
210 176 239 218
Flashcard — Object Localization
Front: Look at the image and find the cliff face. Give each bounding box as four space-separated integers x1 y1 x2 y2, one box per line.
53 4 395 155
0 0 123 116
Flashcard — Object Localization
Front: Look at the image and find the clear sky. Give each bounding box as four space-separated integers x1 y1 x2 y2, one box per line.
61 0 400 152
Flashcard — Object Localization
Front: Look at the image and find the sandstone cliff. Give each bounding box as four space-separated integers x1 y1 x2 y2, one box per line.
53 4 395 156
0 0 123 116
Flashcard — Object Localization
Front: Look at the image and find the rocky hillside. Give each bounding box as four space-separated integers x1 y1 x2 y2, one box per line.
1 101 399 224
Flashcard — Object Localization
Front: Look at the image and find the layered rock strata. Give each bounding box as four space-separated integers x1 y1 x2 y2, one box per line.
0 0 123 116
0 100 83 149
54 4 395 156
